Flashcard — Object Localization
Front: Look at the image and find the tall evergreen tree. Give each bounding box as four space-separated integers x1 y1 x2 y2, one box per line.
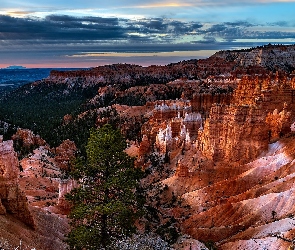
66 124 144 249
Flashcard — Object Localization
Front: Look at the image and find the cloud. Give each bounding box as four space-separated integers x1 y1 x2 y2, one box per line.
198 21 295 41
1 14 295 45
0 14 126 40
0 13 295 67
267 21 291 27
0 14 206 44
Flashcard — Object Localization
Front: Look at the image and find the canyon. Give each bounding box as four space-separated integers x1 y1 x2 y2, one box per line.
1 44 295 249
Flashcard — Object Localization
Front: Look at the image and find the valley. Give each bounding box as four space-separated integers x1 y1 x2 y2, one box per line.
0 44 295 249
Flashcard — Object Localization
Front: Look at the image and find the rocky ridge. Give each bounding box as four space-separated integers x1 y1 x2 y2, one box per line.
213 44 295 72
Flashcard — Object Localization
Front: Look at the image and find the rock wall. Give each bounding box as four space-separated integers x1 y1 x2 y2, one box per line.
0 140 34 228
266 103 292 140
198 73 295 163
55 139 77 170
198 104 269 163
12 128 46 148
57 179 77 210
191 92 232 114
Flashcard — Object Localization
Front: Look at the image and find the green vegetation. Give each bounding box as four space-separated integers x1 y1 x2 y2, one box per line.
65 124 144 249
0 81 99 146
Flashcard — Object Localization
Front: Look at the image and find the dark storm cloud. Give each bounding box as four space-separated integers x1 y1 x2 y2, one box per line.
132 18 169 32
0 14 126 40
169 20 203 34
0 14 205 44
1 13 295 61
1 14 295 45
199 23 246 42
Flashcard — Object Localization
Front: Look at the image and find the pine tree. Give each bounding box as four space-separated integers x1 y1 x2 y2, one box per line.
66 124 144 249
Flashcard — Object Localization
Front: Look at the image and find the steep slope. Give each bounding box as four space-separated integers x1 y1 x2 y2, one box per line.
0 207 68 250
0 131 75 249
178 135 295 249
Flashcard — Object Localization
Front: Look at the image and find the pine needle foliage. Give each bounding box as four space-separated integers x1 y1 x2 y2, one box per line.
66 124 144 249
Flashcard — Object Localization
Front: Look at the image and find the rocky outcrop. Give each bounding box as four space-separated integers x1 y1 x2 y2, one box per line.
178 135 295 249
12 128 46 148
213 44 295 72
57 179 77 211
138 135 151 158
55 140 77 170
19 146 62 208
175 160 189 178
0 140 34 228
198 104 269 163
198 73 295 163
152 111 202 154
191 92 232 114
46 63 199 89
266 102 292 140
0 206 69 250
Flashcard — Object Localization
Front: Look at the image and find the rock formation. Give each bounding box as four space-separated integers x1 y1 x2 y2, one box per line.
213 44 295 72
198 104 269 163
266 102 292 140
138 135 151 158
198 73 295 163
179 135 295 249
57 178 77 211
2 44 295 249
0 140 34 228
55 139 77 170
175 159 189 178
12 128 46 148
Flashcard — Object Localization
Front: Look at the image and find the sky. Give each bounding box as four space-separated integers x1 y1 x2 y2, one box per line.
0 0 295 68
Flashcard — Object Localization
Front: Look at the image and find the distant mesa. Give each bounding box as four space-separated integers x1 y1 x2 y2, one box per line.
4 65 26 69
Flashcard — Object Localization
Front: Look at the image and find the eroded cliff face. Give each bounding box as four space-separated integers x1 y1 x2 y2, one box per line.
0 140 35 228
12 128 46 148
198 104 269 163
127 72 295 168
54 139 77 170
0 135 77 249
179 135 295 250
134 69 295 249
198 73 295 164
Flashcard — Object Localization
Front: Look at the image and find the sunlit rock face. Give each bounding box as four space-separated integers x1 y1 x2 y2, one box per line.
198 73 295 164
137 66 295 249
178 136 295 250
0 140 35 228
198 103 269 163
266 105 292 141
